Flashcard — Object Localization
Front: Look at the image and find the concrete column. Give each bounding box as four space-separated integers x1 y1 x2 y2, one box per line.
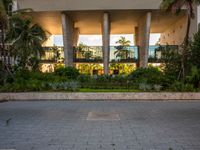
73 28 80 47
134 27 139 68
138 12 151 68
61 12 74 67
134 27 139 45
102 12 110 75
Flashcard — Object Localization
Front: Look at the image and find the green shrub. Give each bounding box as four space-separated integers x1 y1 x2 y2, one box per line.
139 83 152 91
169 81 195 92
153 84 163 92
110 75 127 83
14 69 31 80
46 81 79 92
186 66 200 89
0 68 76 92
95 75 111 83
77 74 91 83
161 46 181 79
190 29 200 69
27 79 43 91
128 67 164 85
54 67 80 79
28 71 68 82
78 74 134 90
0 62 7 85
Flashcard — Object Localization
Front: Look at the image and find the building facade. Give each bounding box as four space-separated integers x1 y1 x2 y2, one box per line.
16 0 199 74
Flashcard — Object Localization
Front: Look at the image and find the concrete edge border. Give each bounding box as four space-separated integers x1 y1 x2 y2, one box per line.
0 92 200 101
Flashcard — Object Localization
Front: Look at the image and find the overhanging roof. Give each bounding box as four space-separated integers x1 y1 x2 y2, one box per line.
18 0 164 11
29 10 186 35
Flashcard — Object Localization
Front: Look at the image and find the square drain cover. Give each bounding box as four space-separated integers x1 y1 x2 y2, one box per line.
87 111 120 121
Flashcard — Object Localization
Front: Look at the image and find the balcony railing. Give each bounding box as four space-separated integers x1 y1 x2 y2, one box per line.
148 45 178 63
110 46 138 63
41 45 179 63
74 46 103 63
41 46 64 63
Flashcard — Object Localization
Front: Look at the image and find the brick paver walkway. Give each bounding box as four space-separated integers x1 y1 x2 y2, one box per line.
0 101 200 150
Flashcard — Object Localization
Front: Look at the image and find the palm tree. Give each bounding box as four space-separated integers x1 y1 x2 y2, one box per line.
0 0 12 67
6 16 47 70
0 0 12 30
114 36 131 60
76 42 87 58
160 0 200 79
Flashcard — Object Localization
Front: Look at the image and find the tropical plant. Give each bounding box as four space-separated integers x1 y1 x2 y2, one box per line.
0 61 8 85
114 36 131 59
75 43 93 60
54 66 80 79
160 45 182 79
84 51 93 60
50 45 64 63
128 67 164 85
160 0 200 79
77 64 92 75
186 66 200 89
76 42 87 53
189 28 200 69
77 64 103 75
169 81 195 92
0 0 12 68
110 63 136 75
46 81 79 92
6 16 47 70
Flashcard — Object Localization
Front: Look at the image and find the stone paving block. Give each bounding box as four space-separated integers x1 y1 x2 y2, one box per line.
0 101 200 150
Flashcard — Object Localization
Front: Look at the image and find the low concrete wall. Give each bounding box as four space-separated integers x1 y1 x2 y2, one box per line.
0 92 200 101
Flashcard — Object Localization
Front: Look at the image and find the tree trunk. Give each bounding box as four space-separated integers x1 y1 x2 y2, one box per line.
180 14 191 80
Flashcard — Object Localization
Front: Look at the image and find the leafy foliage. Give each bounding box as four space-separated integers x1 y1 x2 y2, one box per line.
75 43 93 60
0 0 13 71
78 74 133 90
128 67 164 85
45 81 79 92
169 81 195 92
50 46 64 63
160 0 200 16
6 16 47 70
77 64 103 75
54 66 80 79
0 64 200 92
161 46 181 79
0 68 79 92
189 28 200 69
186 66 200 89
160 0 200 79
114 36 131 59
0 61 7 85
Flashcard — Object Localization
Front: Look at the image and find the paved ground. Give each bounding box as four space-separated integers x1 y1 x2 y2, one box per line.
0 101 200 150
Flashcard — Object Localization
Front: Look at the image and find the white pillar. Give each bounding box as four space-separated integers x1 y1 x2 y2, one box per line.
102 12 110 75
61 12 74 67
138 12 151 68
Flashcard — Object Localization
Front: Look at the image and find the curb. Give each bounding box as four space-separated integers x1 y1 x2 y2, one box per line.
0 92 200 101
